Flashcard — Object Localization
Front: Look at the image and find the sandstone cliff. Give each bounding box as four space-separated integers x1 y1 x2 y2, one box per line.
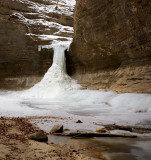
0 0 75 89
69 0 151 93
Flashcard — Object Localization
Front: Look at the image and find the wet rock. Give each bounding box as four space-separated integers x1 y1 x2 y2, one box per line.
96 128 106 133
51 125 63 133
28 132 48 142
76 120 83 123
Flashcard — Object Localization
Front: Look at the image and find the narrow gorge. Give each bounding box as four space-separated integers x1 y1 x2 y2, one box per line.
0 1 151 160
0 0 150 93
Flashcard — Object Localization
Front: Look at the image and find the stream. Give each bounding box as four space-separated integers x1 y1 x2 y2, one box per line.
48 135 151 160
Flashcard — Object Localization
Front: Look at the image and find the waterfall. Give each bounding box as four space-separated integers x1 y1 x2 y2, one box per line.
19 44 81 98
53 45 66 72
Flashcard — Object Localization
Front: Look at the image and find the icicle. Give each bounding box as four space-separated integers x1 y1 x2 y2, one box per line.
53 45 66 72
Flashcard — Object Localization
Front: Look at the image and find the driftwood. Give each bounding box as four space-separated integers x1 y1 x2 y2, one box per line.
103 124 151 133
94 123 151 133
103 124 133 132
52 132 137 138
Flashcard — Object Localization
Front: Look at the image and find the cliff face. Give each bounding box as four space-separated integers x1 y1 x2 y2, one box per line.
69 0 151 93
0 0 75 89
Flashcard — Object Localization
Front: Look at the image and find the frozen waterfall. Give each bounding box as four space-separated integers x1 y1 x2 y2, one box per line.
18 44 81 99
53 45 66 72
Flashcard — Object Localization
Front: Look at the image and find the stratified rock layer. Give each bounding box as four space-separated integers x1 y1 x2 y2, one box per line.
0 0 74 89
69 0 151 93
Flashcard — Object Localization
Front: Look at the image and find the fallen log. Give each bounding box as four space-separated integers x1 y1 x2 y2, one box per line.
103 124 133 132
52 132 137 138
94 123 151 133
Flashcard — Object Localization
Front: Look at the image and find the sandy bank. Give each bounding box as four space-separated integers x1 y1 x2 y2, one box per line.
0 117 106 160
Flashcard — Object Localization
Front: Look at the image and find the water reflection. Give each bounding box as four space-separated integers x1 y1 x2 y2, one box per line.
48 135 151 160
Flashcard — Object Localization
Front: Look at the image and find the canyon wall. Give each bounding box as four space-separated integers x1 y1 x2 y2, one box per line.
69 0 151 93
0 0 74 89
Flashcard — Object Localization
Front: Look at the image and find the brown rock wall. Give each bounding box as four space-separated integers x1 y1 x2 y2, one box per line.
0 22 39 77
69 0 151 93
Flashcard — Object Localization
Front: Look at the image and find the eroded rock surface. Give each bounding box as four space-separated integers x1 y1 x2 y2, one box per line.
69 0 151 93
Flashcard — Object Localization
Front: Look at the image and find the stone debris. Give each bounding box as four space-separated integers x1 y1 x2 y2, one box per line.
51 124 63 133
76 120 83 123
28 132 48 142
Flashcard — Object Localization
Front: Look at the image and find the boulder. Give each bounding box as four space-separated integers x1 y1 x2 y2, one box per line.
51 125 63 133
28 132 48 142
